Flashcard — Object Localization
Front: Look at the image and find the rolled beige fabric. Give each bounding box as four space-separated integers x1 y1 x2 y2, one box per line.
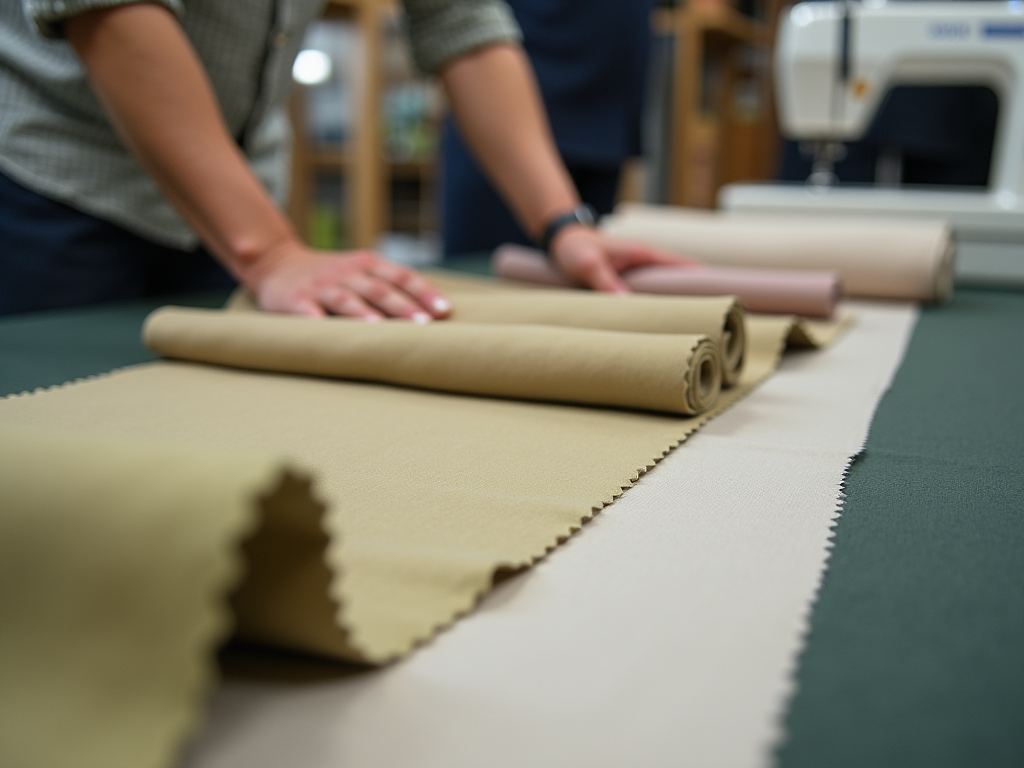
447 284 746 388
600 203 954 302
492 243 839 319
144 307 722 416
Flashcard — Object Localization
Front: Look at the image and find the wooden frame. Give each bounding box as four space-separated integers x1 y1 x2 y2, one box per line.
289 0 388 249
657 1 782 209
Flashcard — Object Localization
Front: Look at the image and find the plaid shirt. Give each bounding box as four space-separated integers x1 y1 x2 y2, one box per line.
1 0 519 248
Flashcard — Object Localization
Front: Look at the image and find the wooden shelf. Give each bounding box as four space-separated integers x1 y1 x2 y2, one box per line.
288 0 392 249
387 158 434 178
289 0 439 248
323 0 362 18
654 4 766 43
307 148 352 169
306 148 433 176
659 1 783 208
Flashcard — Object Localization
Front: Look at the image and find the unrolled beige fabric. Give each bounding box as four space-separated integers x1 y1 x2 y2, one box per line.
601 203 954 302
0 285 846 768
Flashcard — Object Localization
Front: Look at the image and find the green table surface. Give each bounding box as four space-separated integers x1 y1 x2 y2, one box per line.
1 273 1021 767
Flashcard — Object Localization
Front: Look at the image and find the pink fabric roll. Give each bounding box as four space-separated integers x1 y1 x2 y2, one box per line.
492 244 842 318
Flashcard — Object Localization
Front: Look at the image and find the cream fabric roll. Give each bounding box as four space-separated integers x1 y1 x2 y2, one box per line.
144 308 722 416
601 203 954 302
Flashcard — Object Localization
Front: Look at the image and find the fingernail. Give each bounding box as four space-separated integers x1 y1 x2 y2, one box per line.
412 312 431 324
432 297 451 313
365 314 382 323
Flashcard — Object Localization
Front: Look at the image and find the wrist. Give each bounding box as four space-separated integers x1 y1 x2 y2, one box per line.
537 203 598 256
233 234 311 294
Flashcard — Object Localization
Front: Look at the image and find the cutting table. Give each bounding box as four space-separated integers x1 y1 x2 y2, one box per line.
0 260 1019 768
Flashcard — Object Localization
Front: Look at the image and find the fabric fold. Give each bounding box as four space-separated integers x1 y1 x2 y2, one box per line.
0 425 339 768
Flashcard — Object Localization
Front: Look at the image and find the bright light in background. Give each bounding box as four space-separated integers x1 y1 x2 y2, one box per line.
292 49 332 86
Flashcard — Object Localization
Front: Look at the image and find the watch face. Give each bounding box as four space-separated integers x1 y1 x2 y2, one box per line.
540 205 599 253
576 204 596 226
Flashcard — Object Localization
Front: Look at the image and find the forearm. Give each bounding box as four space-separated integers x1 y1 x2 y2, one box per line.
64 3 298 290
439 43 578 240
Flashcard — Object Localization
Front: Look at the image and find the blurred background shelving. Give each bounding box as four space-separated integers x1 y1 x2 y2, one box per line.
288 0 441 263
286 0 785 263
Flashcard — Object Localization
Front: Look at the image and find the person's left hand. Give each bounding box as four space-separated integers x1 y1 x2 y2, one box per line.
548 225 701 293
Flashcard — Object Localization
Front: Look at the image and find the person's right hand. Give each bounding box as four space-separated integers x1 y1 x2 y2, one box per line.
253 242 451 321
549 225 702 294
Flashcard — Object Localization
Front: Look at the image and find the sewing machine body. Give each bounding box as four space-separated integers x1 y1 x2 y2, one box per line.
722 1 1024 285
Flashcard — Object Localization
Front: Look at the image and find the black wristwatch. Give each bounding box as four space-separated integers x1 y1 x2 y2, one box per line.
538 203 598 256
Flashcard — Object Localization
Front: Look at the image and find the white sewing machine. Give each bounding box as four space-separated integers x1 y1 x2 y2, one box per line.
720 1 1024 285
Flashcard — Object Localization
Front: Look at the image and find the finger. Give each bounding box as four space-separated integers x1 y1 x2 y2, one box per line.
577 256 630 294
605 238 700 267
287 296 327 318
316 285 384 321
346 273 432 322
610 242 702 270
370 261 451 318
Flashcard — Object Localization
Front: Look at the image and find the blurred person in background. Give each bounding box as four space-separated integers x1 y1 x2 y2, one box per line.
440 0 656 257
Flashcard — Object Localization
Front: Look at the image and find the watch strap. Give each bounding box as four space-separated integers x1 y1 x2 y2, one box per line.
538 204 598 256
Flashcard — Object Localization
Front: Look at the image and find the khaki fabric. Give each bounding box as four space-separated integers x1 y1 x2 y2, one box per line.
226 288 746 388
0 298 829 664
0 427 333 768
601 203 954 302
447 292 746 388
145 308 722 416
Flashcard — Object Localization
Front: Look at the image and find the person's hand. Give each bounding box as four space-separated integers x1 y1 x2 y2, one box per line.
253 243 451 321
549 225 701 293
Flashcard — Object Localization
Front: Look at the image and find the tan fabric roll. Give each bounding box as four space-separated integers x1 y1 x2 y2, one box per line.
226 287 746 388
601 203 954 302
144 307 722 416
446 290 745 388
